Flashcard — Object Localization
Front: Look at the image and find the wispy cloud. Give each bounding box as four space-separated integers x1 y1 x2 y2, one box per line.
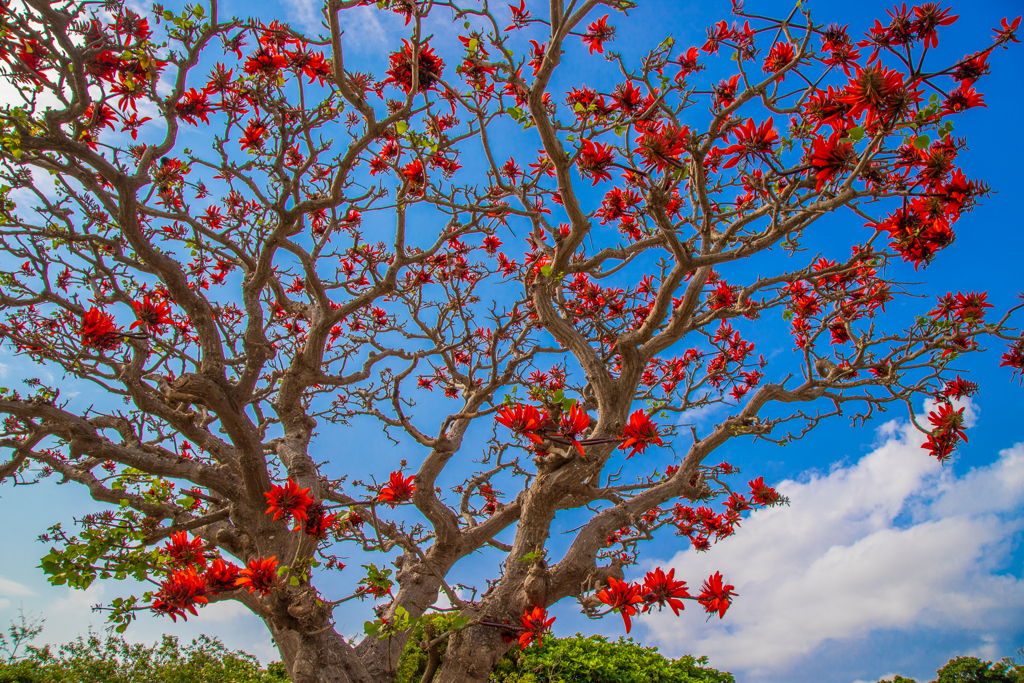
640 403 1024 681
0 576 34 597
279 0 323 33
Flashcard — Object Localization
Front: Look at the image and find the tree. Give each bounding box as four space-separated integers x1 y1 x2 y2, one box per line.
0 0 1020 682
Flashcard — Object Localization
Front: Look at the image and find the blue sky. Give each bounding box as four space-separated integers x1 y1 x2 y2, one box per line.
0 0 1022 682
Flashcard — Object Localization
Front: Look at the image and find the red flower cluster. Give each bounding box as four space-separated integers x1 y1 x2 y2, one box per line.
595 568 704 632
582 15 614 55
264 478 314 525
80 307 122 350
559 403 591 457
385 40 444 93
639 567 691 617
1001 340 1024 383
163 531 207 569
698 571 736 619
718 117 778 169
577 139 615 184
152 568 208 622
496 404 551 446
151 533 248 621
130 295 172 334
595 576 643 632
519 606 556 649
618 410 663 458
235 555 279 596
922 401 967 463
378 471 416 507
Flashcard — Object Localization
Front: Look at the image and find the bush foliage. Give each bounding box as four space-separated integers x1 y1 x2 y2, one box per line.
0 632 288 683
0 614 1019 683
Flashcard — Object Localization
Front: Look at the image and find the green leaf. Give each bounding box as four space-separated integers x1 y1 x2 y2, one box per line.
452 616 470 630
847 126 864 141
364 621 379 636
468 39 478 51
289 576 300 586
464 21 470 28
518 550 542 562
395 121 408 135
539 265 552 277
914 135 931 150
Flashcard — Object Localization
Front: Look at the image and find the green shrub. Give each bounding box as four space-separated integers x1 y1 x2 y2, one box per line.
394 614 733 683
875 654 1024 683
0 632 288 683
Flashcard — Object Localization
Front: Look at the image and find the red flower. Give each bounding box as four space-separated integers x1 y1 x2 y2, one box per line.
993 16 1021 45
611 81 643 113
204 558 240 593
637 123 688 172
80 307 122 351
708 281 737 309
559 403 590 457
582 15 615 55
1000 340 1024 383
83 103 117 131
809 132 856 191
152 568 208 622
942 375 978 400
130 295 172 334
596 577 643 633
235 556 278 595
838 65 915 127
952 290 992 326
619 410 663 458
496 404 550 445
577 139 615 185
748 476 785 506
401 159 426 194
378 471 417 507
519 606 555 649
239 118 268 152
713 75 740 108
927 402 968 443
163 531 207 569
244 47 287 77
641 567 690 616
943 84 985 114
385 40 444 93
176 88 214 125
762 42 796 74
264 478 314 524
720 117 778 169
303 502 339 539
698 571 736 619
913 4 958 48
923 431 958 463
506 0 532 31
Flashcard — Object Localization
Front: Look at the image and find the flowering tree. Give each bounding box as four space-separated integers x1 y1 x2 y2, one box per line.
0 0 1020 682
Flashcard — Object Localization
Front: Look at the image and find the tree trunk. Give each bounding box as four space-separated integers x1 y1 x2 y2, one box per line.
267 619 376 683
432 623 514 683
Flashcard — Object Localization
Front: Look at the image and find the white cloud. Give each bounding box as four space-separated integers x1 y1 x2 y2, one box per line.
280 0 323 32
640 404 1024 679
0 576 35 597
